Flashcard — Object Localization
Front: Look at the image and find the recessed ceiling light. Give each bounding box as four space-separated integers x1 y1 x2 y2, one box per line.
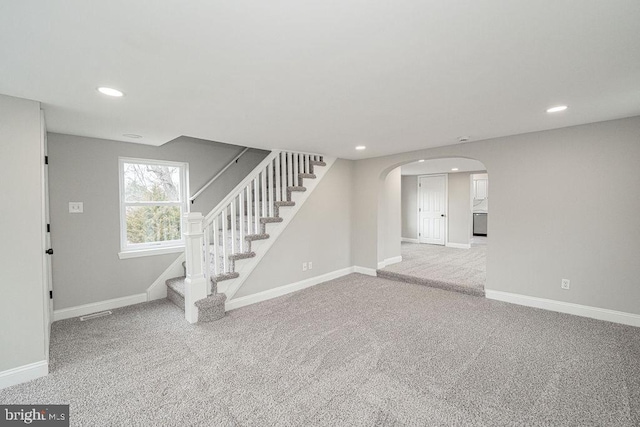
355 146 366 150
546 105 567 113
418 159 425 163
97 87 124 97
123 134 142 139
451 168 459 171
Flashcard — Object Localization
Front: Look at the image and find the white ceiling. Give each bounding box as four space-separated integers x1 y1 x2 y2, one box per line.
1 1 639 159
401 158 486 175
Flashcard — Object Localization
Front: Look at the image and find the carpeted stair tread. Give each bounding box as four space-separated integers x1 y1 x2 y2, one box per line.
286 186 306 201
215 272 240 282
166 276 186 310
274 201 295 207
245 233 270 241
194 293 227 322
260 217 283 224
376 269 485 297
298 173 316 179
229 251 256 261
166 276 186 296
310 160 326 166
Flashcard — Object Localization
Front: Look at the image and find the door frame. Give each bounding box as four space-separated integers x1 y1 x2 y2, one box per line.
40 109 51 362
417 173 448 246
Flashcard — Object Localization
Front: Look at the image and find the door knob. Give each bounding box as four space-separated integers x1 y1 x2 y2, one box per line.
441 214 446 217
45 248 53 255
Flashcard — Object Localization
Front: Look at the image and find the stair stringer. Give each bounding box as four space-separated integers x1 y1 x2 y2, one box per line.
219 156 336 302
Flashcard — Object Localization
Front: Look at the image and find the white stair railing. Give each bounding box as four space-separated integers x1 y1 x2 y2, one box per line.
191 150 323 295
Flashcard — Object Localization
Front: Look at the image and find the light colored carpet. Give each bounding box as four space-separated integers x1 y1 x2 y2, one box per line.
1 273 639 426
378 242 486 296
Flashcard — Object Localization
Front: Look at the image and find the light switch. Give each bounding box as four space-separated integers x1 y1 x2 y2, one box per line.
69 202 84 213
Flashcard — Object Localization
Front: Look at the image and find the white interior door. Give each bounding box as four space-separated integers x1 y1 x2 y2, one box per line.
418 174 447 245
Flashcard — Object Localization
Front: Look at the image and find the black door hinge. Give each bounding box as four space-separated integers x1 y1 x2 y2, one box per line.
49 291 53 299
47 224 50 233
45 156 49 165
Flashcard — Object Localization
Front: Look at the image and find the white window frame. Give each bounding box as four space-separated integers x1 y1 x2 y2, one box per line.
118 157 189 259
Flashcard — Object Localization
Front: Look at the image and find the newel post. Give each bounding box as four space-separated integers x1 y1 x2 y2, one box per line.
183 212 207 323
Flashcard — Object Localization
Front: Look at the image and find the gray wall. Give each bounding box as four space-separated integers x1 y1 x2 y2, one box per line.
378 167 401 262
47 133 268 310
401 175 418 239
353 116 640 315
235 159 353 298
448 172 472 245
0 95 47 371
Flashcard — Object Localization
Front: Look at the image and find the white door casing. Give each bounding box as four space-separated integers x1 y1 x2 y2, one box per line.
41 110 52 358
418 174 447 245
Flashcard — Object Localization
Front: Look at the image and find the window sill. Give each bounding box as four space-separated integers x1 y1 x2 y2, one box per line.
118 245 185 260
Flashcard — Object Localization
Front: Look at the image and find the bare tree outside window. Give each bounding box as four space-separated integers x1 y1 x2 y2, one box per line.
120 160 187 249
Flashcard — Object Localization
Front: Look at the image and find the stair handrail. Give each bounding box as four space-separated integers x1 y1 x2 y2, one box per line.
203 148 324 223
189 147 250 204
204 149 281 223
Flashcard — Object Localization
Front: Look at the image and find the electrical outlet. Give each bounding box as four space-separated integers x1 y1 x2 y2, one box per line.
561 279 570 290
69 202 84 213
302 262 307 271
308 261 313 270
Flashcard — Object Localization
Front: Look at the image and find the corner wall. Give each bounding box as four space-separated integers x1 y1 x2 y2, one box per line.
0 95 47 375
447 172 472 245
401 175 418 240
378 168 402 264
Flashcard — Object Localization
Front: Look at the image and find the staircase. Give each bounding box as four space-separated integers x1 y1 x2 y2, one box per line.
166 150 334 323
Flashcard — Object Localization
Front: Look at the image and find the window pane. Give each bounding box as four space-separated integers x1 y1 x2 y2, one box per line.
124 163 181 202
125 206 182 244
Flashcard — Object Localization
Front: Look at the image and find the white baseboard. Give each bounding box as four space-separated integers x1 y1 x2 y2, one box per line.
353 266 378 276
147 253 185 301
401 237 419 244
0 360 48 390
377 256 403 269
226 266 355 311
53 293 147 321
446 242 471 249
485 290 640 328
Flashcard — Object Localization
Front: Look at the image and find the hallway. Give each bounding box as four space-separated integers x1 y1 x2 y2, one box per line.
378 242 486 296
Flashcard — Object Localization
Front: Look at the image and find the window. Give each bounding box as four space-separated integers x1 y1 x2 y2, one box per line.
118 158 188 258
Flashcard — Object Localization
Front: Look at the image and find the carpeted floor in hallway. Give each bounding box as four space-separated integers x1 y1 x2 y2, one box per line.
1 273 639 426
379 242 486 296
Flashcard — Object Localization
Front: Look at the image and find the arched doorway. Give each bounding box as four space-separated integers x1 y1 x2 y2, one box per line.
376 157 488 296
